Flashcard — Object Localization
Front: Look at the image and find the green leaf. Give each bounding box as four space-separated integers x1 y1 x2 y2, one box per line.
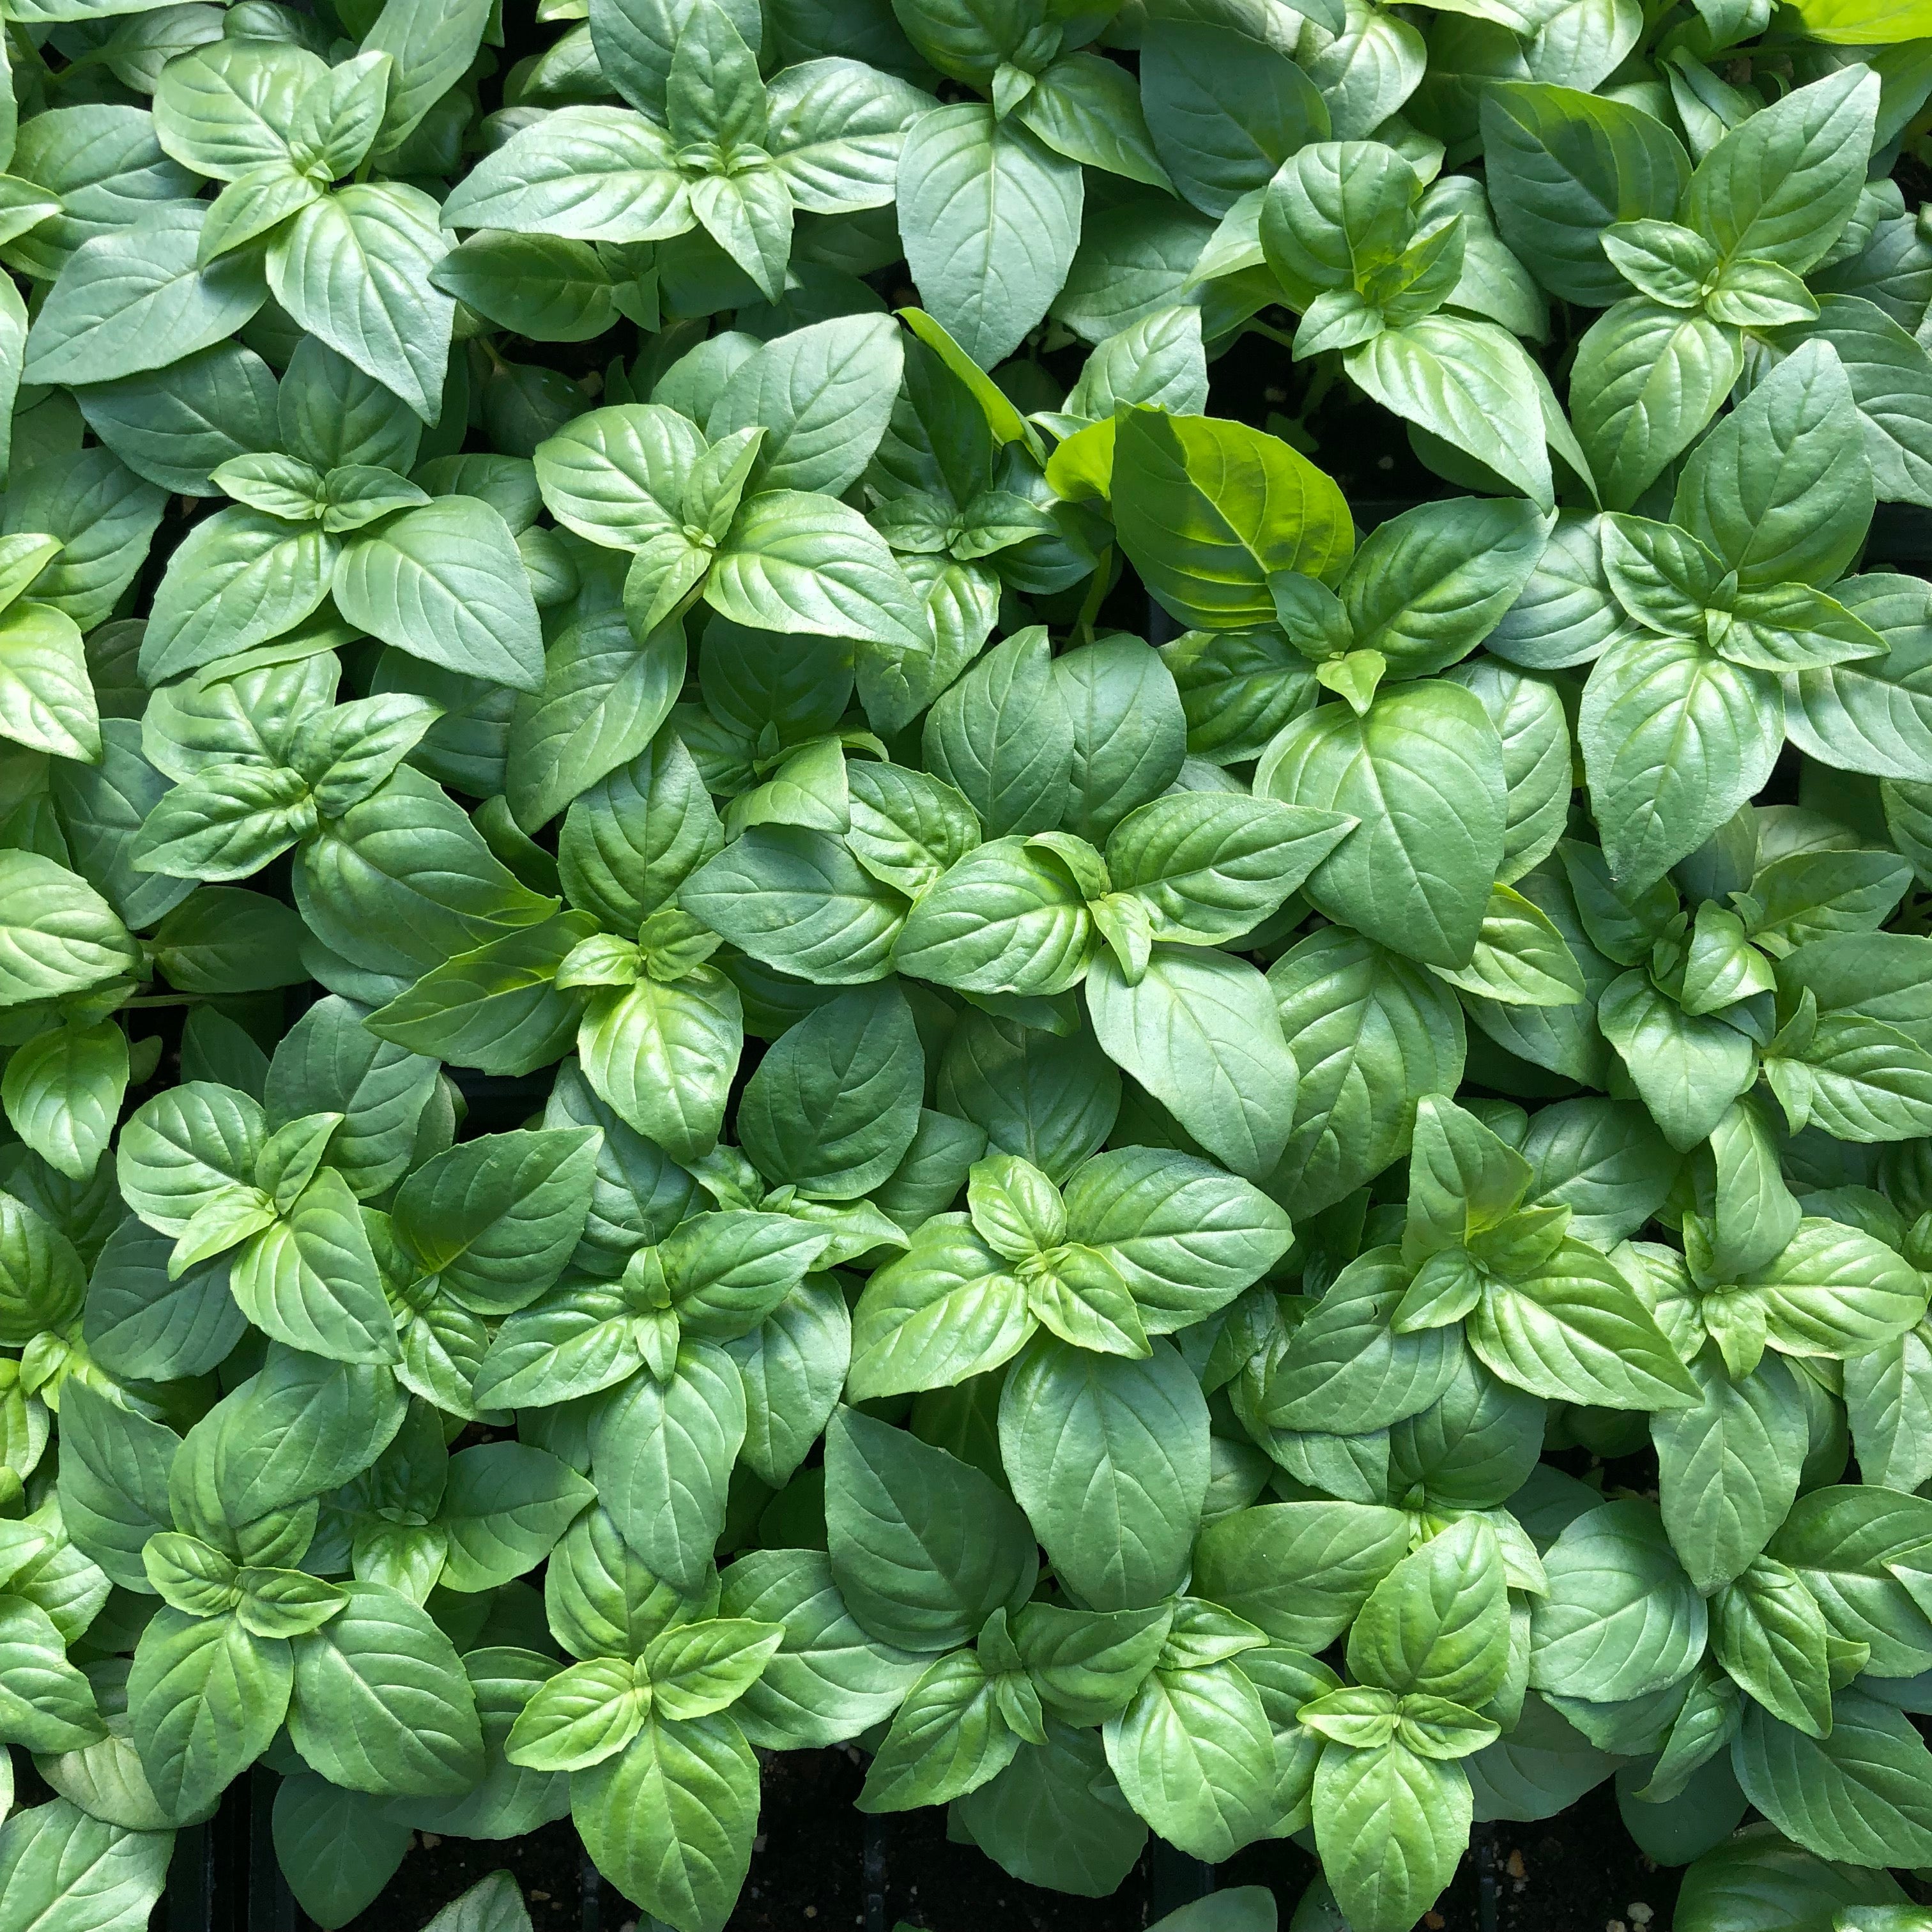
1140 21 1328 216
177 1347 404 1528
3 1022 125 1181
590 1341 744 1588
1770 296 1932 512
844 760 980 900
271 1773 412 1931
501 607 686 842
1672 1825 1904 1929
134 762 318 884
1112 410 1354 632
893 839 1091 996
507 1655 648 1772
82 1218 247 1385
433 233 619 343
1055 635 1189 843
1347 316 1554 512
3 450 166 638
1431 882 1586 1009
1086 946 1299 1181
441 107 691 241
737 981 922 1197
151 38 314 175
999 1339 1210 1611
645 1616 783 1721
1015 1600 1176 1728
393 1128 600 1314
1682 69 1880 275
957 1719 1147 1896
765 59 930 212
1732 1690 1932 1867
1259 679 1506 968
708 314 903 496
1062 1144 1292 1331
576 969 742 1163
1264 1277 1459 1449
0 1798 172 1932
116 1080 262 1237
1712 1558 1833 1738
268 185 454 424
0 1586 98 1755
334 496 544 695
0 599 96 764
847 1215 1031 1397
288 1579 484 1795
1652 1349 1809 1595
1468 1238 1701 1408
438 1443 594 1591
825 1404 1038 1653
922 626 1073 838
1104 1659 1278 1862
1748 1216 1928 1360
22 204 265 389
720 1546 926 1748
858 1649 1017 1809
55 1383 176 1593
1349 1516 1513 1706
897 104 1082 369
264 995 440 1201
1344 498 1552 680
1844 1323 1932 1494
128 1607 286 1816
1481 82 1691 307
574 1713 760 1932
364 0 493 155
1581 637 1781 894
1529 1500 1706 1702
1314 1739 1471 1932
559 732 723 926
294 767 555 981
1105 793 1353 945
74 340 279 498
1771 1484 1932 1678
1268 926 1466 1217
1785 576 1932 780
475 1287 640 1411
229 1167 399 1365
534 403 703 552
710 488 931 656
149 887 308 995
1673 338 1874 593
683 826 907 984
0 851 137 1007
1570 300 1744 512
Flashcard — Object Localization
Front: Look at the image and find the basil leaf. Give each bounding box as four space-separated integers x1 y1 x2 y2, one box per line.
897 105 1082 370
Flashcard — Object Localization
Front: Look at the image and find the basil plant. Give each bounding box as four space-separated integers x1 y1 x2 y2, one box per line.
2 0 1932 1927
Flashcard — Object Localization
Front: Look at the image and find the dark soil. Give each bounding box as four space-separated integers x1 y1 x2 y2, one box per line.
293 1816 586 1932
134 1731 1726 1932
1463 1784 1684 1932
613 1747 1163 1931
356 1749 1687 1932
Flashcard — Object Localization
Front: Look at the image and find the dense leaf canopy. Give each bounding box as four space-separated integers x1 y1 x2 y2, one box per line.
0 1 1929 1929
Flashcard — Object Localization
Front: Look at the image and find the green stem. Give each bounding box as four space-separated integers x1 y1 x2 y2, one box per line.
1072 546 1113 647
1296 356 1340 425
668 576 712 629
43 44 107 86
